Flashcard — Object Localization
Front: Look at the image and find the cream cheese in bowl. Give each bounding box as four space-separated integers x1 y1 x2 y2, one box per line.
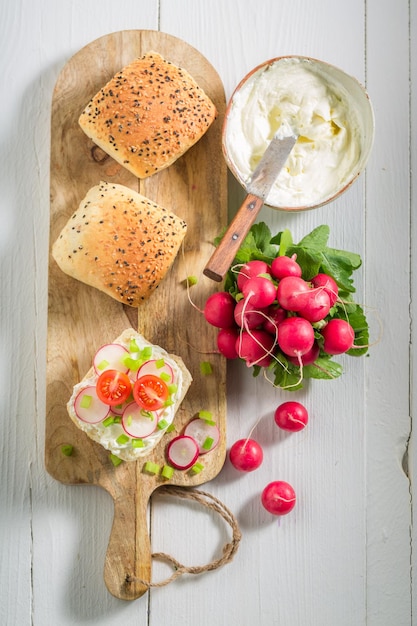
223 56 374 210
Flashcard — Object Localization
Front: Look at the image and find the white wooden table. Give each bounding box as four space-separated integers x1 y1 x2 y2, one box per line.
1 1 415 624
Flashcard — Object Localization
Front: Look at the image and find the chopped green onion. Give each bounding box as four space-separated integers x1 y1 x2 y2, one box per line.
80 394 92 409
190 462 204 474
186 275 198 287
116 434 129 445
166 424 176 433
121 355 141 370
141 347 153 359
161 465 175 479
61 444 73 456
198 410 216 425
102 416 115 427
97 359 109 371
129 339 140 353
164 398 174 407
140 409 154 420
200 361 213 375
168 383 178 394
132 438 145 448
160 371 171 382
157 419 169 430
110 453 123 467
144 461 160 475
113 416 121 424
198 410 213 421
126 415 133 426
202 437 214 451
156 358 165 369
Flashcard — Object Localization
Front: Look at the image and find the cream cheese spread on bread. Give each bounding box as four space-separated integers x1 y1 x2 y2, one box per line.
67 329 192 461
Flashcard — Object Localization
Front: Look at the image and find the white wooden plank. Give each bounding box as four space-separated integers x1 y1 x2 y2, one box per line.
365 1 412 623
411 0 417 618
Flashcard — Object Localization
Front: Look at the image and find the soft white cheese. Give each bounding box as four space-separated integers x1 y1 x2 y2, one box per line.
225 57 363 208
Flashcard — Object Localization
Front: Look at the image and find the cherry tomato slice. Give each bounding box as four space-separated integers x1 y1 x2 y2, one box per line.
133 374 169 412
96 370 132 406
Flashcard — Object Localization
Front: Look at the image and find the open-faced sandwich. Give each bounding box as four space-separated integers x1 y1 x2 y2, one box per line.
78 50 217 179
52 181 187 306
67 328 192 461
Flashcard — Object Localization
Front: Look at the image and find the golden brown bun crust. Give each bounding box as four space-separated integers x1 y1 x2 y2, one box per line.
78 51 217 179
52 181 187 306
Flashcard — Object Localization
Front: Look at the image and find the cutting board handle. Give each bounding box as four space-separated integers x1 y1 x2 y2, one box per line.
203 193 264 282
104 489 151 600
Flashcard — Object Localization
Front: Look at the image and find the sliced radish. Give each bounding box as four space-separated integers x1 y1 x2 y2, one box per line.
136 358 175 383
121 402 158 438
166 435 199 470
74 386 111 424
93 343 130 375
110 399 131 416
184 418 220 454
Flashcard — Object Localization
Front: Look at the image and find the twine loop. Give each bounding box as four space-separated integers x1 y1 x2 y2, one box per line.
126 486 242 589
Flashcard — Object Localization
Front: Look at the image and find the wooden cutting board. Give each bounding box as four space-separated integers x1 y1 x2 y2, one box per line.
46 30 227 601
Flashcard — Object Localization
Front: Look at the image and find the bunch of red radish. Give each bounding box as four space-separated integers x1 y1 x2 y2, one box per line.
204 255 355 370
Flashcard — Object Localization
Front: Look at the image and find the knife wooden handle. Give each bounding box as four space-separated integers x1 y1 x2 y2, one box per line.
203 193 265 282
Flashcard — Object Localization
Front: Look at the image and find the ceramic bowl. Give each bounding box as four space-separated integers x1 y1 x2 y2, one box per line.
222 56 375 211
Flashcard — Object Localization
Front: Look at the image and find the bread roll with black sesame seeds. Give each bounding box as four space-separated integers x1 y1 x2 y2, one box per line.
52 181 187 307
78 51 217 179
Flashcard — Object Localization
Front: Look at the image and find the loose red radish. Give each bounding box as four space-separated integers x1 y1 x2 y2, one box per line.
276 276 310 312
242 276 277 308
321 318 355 354
234 298 266 329
277 317 315 357
263 304 287 336
74 386 111 424
271 255 302 280
166 435 199 470
311 273 339 306
137 359 175 383
237 260 270 290
261 481 296 515
236 329 275 367
288 341 320 366
184 418 220 454
298 288 331 323
204 291 236 328
229 438 263 472
93 343 130 375
121 402 158 438
274 401 308 432
217 327 240 359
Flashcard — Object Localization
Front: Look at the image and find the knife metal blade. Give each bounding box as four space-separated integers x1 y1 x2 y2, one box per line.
203 132 297 282
247 132 297 200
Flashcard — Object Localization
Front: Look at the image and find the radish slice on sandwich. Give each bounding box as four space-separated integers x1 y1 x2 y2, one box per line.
121 402 158 438
74 386 111 424
93 343 130 375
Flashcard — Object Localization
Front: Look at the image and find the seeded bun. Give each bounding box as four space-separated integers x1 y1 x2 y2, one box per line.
78 51 217 179
52 181 187 306
67 328 193 461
